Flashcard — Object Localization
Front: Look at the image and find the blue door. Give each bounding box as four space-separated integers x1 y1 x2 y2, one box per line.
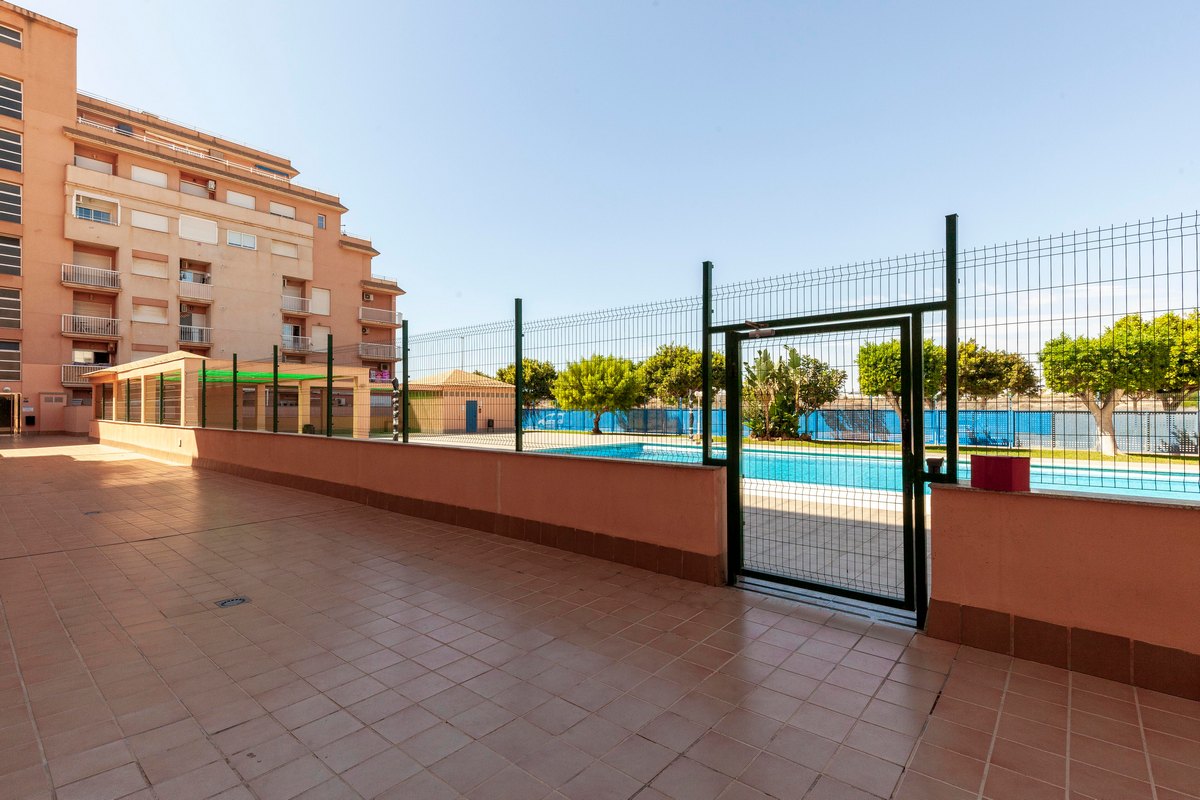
465 401 478 433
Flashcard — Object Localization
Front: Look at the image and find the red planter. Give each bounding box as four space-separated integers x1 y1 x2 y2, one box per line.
970 455 1031 492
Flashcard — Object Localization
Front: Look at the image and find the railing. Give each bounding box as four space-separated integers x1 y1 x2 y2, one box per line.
179 325 212 344
359 307 403 325
76 116 296 186
62 263 120 290
74 206 115 225
369 273 395 283
281 295 311 314
358 342 402 360
179 281 213 300
62 363 111 385
62 314 119 337
282 335 312 352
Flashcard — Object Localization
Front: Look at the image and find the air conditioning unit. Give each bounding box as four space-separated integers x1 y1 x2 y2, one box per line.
362 292 374 302
180 303 191 313
206 180 216 191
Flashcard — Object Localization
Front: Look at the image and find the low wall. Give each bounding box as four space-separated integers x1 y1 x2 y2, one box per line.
928 484 1200 700
91 421 727 584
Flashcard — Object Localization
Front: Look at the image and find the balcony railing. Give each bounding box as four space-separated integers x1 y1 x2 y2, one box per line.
282 335 312 352
62 363 112 385
62 263 120 290
359 307 403 325
74 206 116 225
179 281 213 301
62 314 119 337
358 342 402 361
281 295 310 314
179 325 212 344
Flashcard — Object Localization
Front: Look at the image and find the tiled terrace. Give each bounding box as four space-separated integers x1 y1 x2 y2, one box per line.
1 439 1198 800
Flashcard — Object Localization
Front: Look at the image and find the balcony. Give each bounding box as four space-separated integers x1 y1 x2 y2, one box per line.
62 363 112 386
62 314 119 338
282 335 312 352
281 295 311 314
178 281 213 301
358 342 402 361
359 307 404 326
179 325 212 345
62 263 120 291
74 206 116 225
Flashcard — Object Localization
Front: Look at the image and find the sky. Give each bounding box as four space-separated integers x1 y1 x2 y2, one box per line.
22 0 1200 333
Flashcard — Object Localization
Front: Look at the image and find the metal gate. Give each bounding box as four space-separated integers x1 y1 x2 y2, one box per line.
701 215 960 626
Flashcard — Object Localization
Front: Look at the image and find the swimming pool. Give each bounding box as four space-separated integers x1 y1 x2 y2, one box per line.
542 442 1200 500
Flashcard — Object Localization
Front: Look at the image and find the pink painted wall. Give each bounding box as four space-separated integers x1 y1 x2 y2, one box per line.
91 421 726 559
932 484 1200 654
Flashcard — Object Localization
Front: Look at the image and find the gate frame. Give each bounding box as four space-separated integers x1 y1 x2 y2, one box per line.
702 214 959 627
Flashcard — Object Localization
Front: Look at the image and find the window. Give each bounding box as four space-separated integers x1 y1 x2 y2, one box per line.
131 165 168 188
132 303 168 324
0 235 18 276
0 287 17 328
75 194 117 225
226 190 255 210
178 214 218 244
130 210 168 232
132 256 168 279
180 173 214 199
73 154 112 175
0 181 19 222
310 287 330 316
0 25 20 49
0 130 20 173
0 340 18 381
226 230 257 250
0 76 20 120
270 240 298 258
317 214 326 230
268 201 295 219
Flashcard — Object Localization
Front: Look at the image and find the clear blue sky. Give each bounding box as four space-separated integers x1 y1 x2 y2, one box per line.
25 0 1199 332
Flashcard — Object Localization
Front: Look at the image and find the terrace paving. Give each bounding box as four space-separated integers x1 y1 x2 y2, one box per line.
1 438 1197 800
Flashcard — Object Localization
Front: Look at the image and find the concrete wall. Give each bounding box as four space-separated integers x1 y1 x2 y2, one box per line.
92 420 727 584
928 484 1200 699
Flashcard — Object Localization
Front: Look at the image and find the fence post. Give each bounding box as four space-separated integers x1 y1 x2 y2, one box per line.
701 261 714 463
232 353 238 431
401 320 409 444
125 378 130 422
326 334 333 436
158 373 164 424
272 345 279 433
514 298 523 452
944 213 959 481
200 363 206 428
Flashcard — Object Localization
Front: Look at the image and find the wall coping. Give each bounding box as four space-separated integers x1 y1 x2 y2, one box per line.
933 481 1199 511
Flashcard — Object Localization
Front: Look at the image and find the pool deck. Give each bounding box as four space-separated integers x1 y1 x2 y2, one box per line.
1 438 1197 800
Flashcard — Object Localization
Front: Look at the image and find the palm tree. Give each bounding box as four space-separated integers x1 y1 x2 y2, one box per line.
744 350 780 439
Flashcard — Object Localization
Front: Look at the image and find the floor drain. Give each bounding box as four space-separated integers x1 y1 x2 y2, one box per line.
215 597 249 608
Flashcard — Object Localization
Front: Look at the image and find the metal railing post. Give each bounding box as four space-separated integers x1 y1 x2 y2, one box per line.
272 345 279 433
232 354 238 431
514 298 523 452
158 373 164 424
724 330 742 585
401 321 409 444
702 261 714 463
325 334 333 436
125 378 130 422
945 213 959 481
200 363 206 428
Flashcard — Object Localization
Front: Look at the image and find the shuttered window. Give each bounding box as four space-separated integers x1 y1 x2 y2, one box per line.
131 165 168 188
227 230 257 249
270 240 298 258
226 190 255 210
179 215 218 244
0 235 18 276
0 76 20 120
0 130 20 172
268 201 295 219
0 25 20 49
130 210 168 232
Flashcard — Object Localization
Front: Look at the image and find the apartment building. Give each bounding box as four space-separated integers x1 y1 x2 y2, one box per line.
0 2 403 435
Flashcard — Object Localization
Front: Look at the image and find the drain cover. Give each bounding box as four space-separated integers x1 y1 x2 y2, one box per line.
215 597 249 608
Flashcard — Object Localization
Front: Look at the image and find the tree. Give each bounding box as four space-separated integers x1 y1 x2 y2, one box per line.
551 355 644 434
1157 311 1200 411
638 344 726 405
1039 315 1170 455
857 339 947 415
743 350 780 439
496 359 558 409
958 340 1040 408
780 347 845 434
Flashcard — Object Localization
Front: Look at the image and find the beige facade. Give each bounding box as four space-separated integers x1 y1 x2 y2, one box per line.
0 1 402 435
409 369 517 434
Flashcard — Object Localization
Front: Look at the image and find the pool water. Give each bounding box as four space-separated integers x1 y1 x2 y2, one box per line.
543 442 1200 500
